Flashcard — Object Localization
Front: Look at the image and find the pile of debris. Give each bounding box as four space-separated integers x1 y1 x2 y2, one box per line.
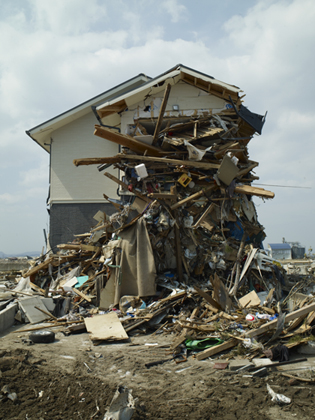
2 81 315 362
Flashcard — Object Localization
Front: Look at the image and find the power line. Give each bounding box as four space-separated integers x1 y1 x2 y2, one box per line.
253 183 311 189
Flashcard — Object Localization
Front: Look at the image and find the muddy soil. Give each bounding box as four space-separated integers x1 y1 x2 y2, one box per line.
0 327 314 419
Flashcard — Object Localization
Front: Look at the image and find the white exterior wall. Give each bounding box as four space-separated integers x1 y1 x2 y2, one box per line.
120 81 228 131
50 112 119 203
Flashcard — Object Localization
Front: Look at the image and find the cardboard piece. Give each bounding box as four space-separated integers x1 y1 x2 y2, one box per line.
84 312 128 342
239 290 261 308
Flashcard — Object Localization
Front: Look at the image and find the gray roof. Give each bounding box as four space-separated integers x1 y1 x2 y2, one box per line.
268 243 291 250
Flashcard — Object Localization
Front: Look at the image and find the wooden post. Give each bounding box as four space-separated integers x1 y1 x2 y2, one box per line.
173 210 183 284
152 83 171 145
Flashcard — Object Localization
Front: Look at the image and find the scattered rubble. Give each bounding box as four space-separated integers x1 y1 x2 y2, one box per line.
1 80 315 398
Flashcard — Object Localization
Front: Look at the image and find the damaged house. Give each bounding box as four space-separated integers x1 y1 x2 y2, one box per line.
26 65 266 253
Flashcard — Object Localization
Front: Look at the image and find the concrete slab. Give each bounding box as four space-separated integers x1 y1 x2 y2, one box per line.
19 297 50 324
0 303 18 333
42 298 55 313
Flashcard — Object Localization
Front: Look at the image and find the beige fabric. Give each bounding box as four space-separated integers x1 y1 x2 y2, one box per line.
111 218 156 305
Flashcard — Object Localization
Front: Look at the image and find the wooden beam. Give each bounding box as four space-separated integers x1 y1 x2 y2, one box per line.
97 100 127 118
94 125 163 157
73 156 122 166
57 244 101 252
234 184 275 199
246 302 315 338
194 286 222 311
23 257 55 278
147 192 177 201
173 210 183 283
152 83 171 145
196 339 238 361
72 288 93 303
236 162 259 178
170 185 217 211
123 154 220 170
104 172 151 203
192 203 216 229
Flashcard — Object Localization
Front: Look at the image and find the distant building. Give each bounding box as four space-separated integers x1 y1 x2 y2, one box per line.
267 243 292 260
288 242 305 259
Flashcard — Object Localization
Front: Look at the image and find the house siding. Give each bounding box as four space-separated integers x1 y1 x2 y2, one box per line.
50 112 119 203
49 202 117 251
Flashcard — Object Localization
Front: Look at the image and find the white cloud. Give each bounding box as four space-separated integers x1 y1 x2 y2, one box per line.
161 0 187 23
0 193 21 205
29 0 108 35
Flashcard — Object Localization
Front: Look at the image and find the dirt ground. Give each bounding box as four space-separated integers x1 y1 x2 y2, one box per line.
0 325 314 420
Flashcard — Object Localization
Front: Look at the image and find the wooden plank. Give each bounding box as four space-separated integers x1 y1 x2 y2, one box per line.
23 257 55 278
196 339 238 361
236 162 259 178
192 203 216 229
122 154 220 170
73 156 122 166
153 83 171 145
246 302 315 338
194 286 222 311
148 193 177 201
72 288 93 303
94 125 163 157
211 273 232 312
30 282 45 295
156 290 186 305
286 313 308 332
234 184 275 199
170 185 217 211
57 244 101 252
306 310 315 325
104 172 151 203
173 211 183 283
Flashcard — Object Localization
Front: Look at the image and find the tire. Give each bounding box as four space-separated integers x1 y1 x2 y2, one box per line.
29 330 55 343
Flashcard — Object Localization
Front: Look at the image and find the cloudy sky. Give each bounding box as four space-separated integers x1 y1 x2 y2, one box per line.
0 0 314 255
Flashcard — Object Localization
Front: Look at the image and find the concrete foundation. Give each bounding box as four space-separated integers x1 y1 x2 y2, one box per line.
0 303 18 334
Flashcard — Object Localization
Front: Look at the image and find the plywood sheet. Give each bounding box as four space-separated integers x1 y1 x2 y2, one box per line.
84 312 128 342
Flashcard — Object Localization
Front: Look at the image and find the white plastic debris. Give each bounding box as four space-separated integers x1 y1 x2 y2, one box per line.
183 140 206 161
267 384 291 405
135 163 148 179
103 386 136 420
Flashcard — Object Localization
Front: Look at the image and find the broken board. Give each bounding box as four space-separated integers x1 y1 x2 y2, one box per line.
84 312 128 342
